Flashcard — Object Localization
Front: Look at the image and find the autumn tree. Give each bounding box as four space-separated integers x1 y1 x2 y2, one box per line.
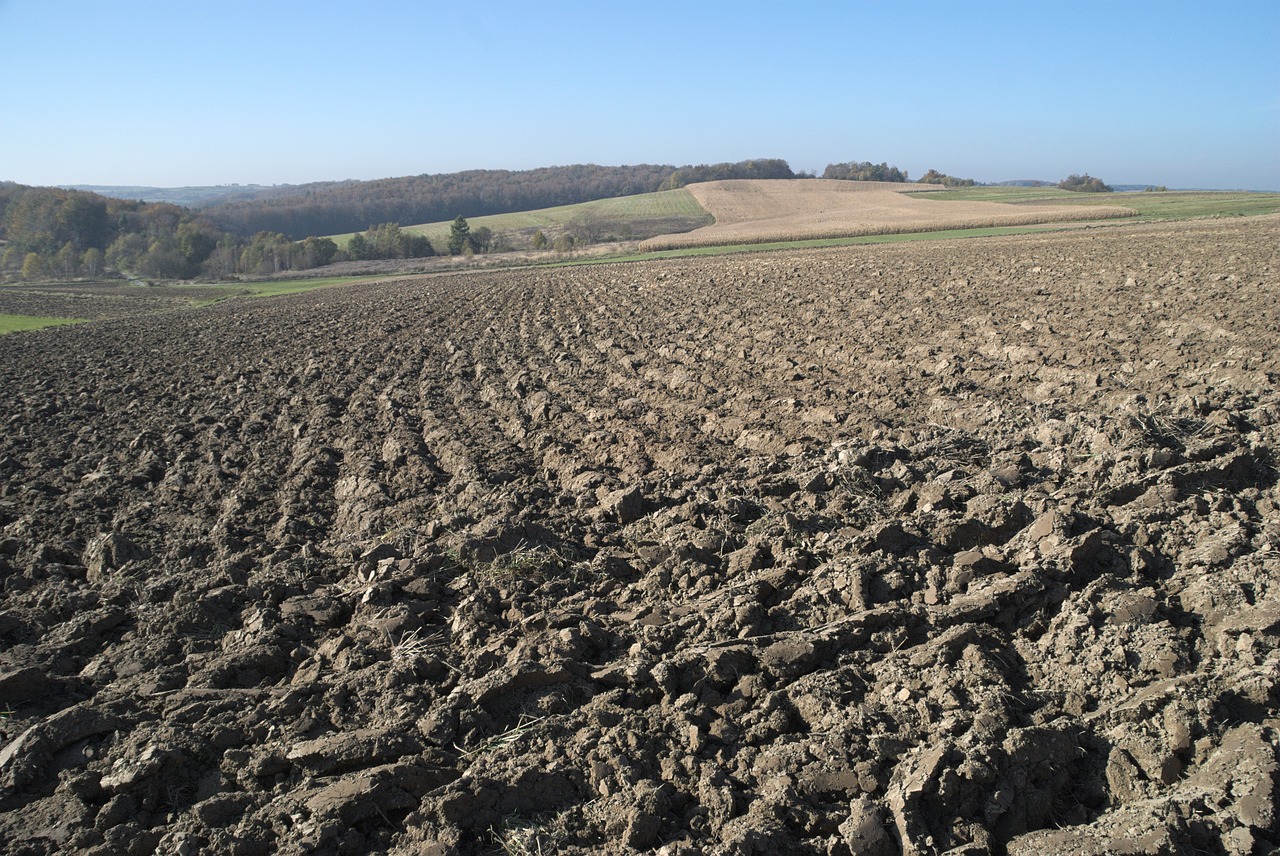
82 246 103 277
347 232 371 260
55 242 80 278
1 245 22 273
177 222 218 268
202 240 240 278
21 252 45 280
299 236 339 268
347 224 432 261
469 226 492 254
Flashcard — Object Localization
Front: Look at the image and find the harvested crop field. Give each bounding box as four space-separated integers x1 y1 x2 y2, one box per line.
640 179 1137 250
1 216 1277 855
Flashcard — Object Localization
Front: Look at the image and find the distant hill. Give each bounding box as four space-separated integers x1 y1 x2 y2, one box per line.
62 184 271 206
198 160 795 240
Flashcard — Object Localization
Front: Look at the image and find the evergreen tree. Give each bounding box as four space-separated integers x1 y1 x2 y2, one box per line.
448 216 471 256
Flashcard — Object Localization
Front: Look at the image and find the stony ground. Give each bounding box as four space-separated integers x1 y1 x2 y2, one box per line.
0 216 1277 855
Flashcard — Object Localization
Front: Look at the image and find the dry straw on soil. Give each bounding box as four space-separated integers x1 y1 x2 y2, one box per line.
639 178 1136 249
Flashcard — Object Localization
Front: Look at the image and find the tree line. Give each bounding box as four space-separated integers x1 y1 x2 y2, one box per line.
822 163 1116 191
0 183 444 280
917 169 976 187
822 161 910 182
819 162 976 185
658 159 795 190
1057 173 1114 192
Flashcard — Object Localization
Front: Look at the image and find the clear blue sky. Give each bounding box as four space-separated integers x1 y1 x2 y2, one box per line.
1 0 1277 190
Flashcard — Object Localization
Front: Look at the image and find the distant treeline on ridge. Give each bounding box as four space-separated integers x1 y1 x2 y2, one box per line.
199 160 797 240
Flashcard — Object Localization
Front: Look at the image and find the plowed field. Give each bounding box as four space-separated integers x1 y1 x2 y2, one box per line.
1 216 1277 855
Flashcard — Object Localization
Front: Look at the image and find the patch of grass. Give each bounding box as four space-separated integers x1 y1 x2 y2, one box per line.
478 544 571 581
0 314 88 334
186 275 387 306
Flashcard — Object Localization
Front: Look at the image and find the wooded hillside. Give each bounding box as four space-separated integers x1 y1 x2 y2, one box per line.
200 161 794 240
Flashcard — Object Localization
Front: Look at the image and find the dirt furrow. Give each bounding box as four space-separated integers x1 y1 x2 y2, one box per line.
1 216 1277 855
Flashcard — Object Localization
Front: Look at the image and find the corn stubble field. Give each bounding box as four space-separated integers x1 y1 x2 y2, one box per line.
0 215 1278 855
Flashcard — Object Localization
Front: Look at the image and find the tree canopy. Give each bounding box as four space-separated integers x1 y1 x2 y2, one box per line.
918 169 976 187
0 183 431 281
822 161 908 182
346 223 432 260
1058 173 1113 192
658 159 794 190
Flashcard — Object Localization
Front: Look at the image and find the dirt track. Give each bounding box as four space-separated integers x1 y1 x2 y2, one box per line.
1 216 1277 855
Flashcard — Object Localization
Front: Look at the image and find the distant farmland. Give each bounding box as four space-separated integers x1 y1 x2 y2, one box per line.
919 185 1280 220
324 181 1280 259
639 179 1137 250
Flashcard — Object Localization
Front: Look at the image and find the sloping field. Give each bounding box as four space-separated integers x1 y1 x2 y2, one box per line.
640 179 1137 250
1 217 1278 854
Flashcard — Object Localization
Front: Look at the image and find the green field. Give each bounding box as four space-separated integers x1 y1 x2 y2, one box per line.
0 314 87 334
328 189 711 249
186 275 389 305
920 187 1280 219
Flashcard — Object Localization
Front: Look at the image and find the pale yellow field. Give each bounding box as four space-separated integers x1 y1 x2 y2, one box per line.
639 179 1137 249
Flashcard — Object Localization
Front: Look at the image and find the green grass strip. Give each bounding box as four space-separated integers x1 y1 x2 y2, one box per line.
187 275 388 306
0 314 88 334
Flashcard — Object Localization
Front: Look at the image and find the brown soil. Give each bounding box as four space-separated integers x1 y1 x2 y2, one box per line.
1 216 1277 855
